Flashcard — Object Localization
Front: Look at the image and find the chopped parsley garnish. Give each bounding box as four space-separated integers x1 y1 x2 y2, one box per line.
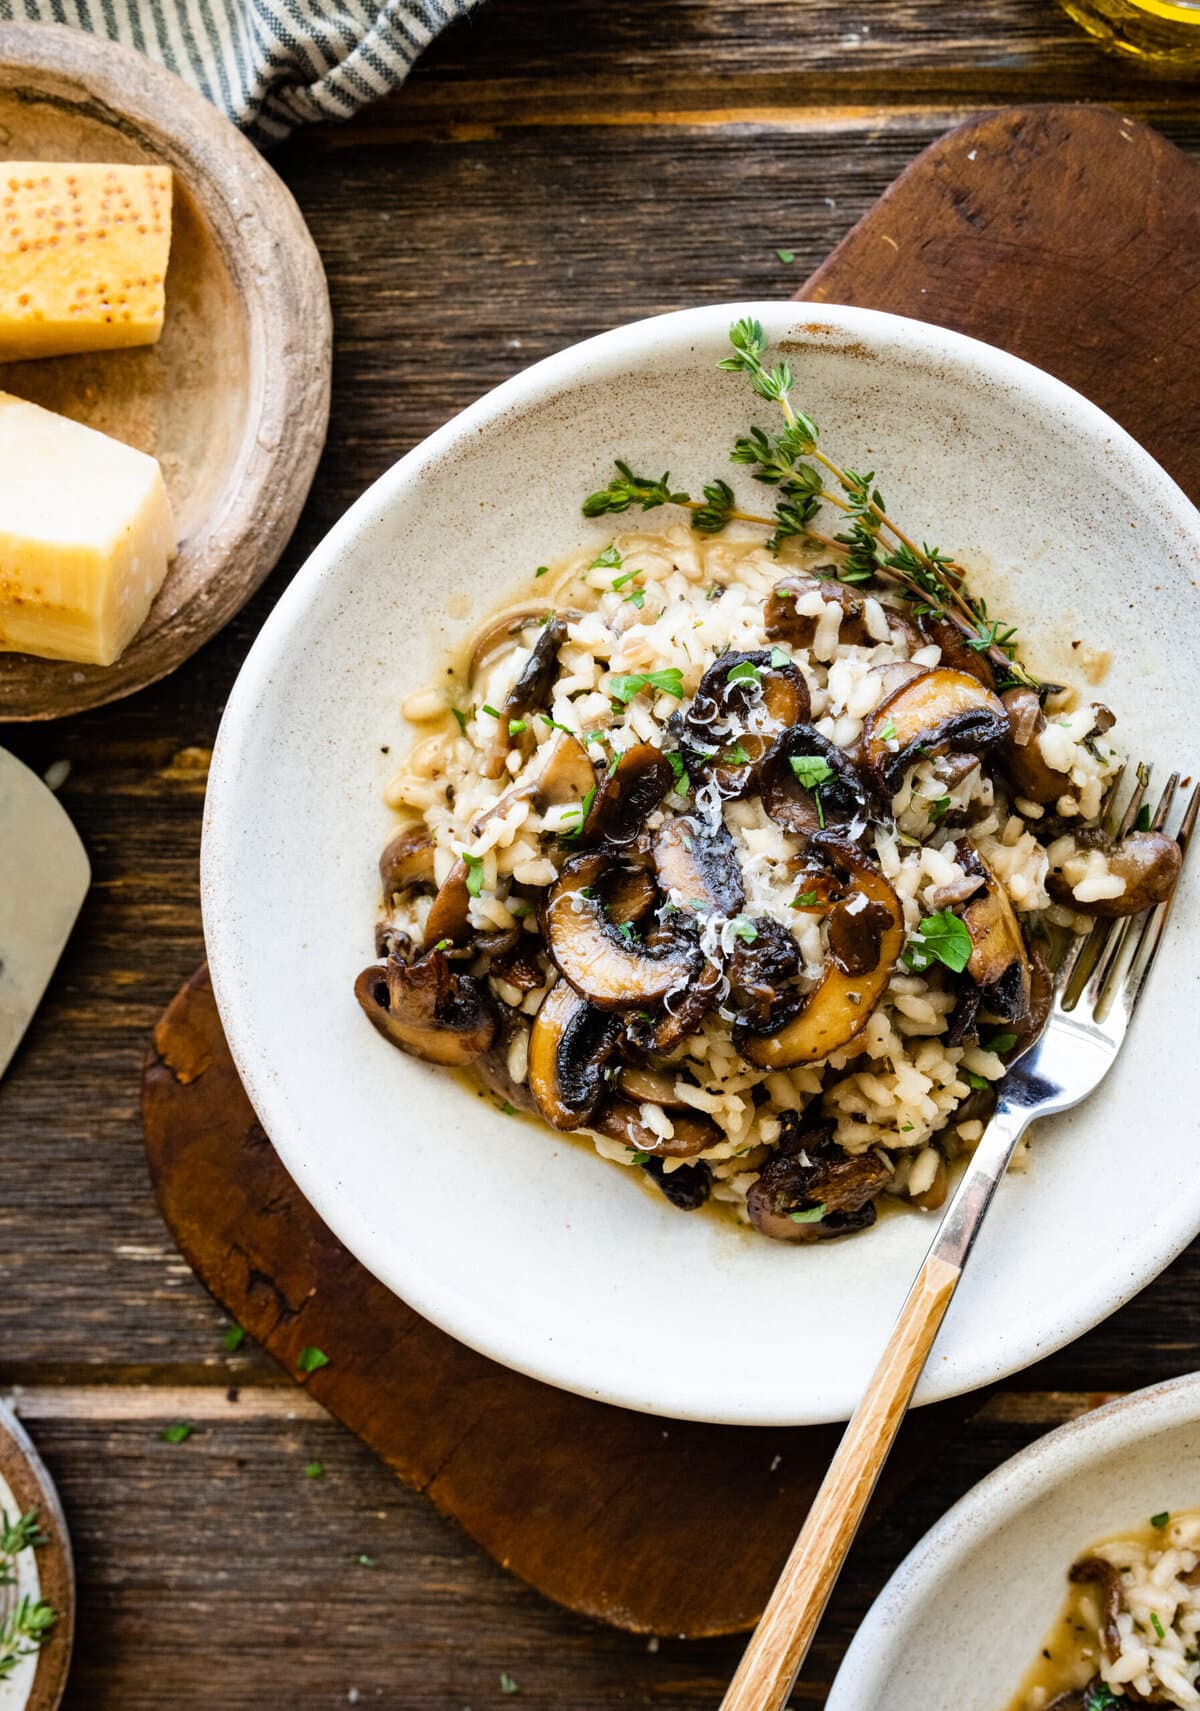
534 564 549 578
1151 1510 1171 1529
538 713 576 736
629 1150 652 1165
625 588 646 609
481 702 501 719
791 890 819 908
616 922 637 943
769 645 791 669
297 1346 331 1374
159 1423 192 1444
1084 1686 1127 1711
879 717 897 742
961 1070 990 1091
900 1122 915 1133
433 938 453 952
927 795 952 822
500 1674 521 1696
987 1032 1018 1053
722 741 752 765
451 707 469 734
590 544 622 570
355 1553 376 1567
500 1101 517 1115
222 1324 245 1353
560 784 596 841
462 851 486 896
732 917 758 943
726 659 762 687
788 1204 826 1224
775 247 795 264
608 667 685 703
507 718 527 735
610 565 641 591
583 729 608 747
304 1461 325 1480
902 910 973 974
1135 804 1153 832
789 754 834 790
666 751 690 789
1151 1612 1166 1641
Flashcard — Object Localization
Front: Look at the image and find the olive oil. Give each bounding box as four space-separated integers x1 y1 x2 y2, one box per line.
1058 0 1200 68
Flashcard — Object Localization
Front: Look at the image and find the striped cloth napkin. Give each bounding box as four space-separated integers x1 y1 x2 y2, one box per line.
0 0 484 143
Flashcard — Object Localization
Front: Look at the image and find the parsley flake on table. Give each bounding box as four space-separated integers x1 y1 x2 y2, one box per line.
304 1461 325 1480
608 667 685 703
355 1553 376 1567
159 1423 192 1444
222 1324 245 1353
500 1674 521 1695
775 247 796 264
902 910 973 974
297 1346 330 1374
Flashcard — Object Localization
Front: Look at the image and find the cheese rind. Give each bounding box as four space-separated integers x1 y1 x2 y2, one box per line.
0 392 176 667
0 162 173 362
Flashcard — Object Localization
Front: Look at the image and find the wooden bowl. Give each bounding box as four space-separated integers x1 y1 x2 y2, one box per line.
0 22 331 720
0 1399 74 1711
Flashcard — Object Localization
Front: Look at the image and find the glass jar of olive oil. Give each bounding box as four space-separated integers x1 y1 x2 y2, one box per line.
1058 0 1200 68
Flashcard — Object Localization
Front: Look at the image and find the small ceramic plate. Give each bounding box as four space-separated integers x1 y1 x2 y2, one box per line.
202 302 1200 1426
827 1374 1200 1709
0 1399 73 1711
0 22 331 720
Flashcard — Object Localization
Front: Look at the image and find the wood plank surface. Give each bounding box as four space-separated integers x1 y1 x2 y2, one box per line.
2 1 1199 1702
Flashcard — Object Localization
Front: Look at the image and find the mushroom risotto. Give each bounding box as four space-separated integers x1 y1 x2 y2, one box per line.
1008 1511 1200 1709
355 321 1181 1239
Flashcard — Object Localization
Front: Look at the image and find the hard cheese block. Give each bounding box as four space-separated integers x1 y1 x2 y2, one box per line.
0 162 172 362
0 393 175 666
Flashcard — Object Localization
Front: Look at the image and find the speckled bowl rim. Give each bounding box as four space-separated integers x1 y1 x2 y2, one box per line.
202 302 1200 1426
827 1372 1200 1708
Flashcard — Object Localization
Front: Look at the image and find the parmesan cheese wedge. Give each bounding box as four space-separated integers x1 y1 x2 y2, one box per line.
0 161 173 361
0 393 175 667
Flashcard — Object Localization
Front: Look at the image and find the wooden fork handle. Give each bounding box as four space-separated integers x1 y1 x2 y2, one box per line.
719 1252 962 1711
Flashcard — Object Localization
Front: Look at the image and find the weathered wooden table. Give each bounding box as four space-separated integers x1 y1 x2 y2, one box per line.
4 4 1199 1704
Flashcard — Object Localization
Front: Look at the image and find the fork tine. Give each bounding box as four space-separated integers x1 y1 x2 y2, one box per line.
1079 769 1182 1014
1115 761 1152 838
1100 760 1127 830
1109 778 1199 1020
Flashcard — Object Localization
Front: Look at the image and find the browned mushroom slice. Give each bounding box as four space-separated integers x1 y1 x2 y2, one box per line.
616 1066 696 1107
743 840 904 1069
536 730 595 808
379 824 436 898
597 864 659 926
766 575 921 651
526 977 621 1129
422 858 472 949
1000 940 1052 1063
746 1119 890 1242
624 959 724 1054
918 609 997 689
1069 1558 1125 1664
584 742 675 846
653 815 745 915
642 1156 713 1210
473 1008 538 1113
862 667 1010 794
762 726 869 836
726 918 803 1030
592 1097 720 1160
955 842 1032 1022
543 850 699 1010
998 687 1070 805
483 616 567 779
355 951 495 1066
682 649 811 795
468 605 573 680
489 938 547 993
1047 828 1181 917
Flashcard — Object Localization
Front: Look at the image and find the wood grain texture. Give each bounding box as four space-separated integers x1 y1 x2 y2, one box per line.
722 1256 961 1710
0 24 331 721
1 7 1199 1697
141 966 980 1639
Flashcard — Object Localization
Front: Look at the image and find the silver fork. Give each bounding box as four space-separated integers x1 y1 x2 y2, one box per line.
721 765 1200 1711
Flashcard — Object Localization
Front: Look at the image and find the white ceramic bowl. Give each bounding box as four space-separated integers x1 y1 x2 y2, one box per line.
828 1373 1200 1709
202 302 1200 1426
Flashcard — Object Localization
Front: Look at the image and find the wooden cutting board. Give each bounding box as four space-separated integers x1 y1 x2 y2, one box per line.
141 104 1200 1639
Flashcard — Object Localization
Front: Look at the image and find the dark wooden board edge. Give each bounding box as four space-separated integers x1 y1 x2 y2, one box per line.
142 966 985 1637
797 103 1200 507
0 1400 75 1711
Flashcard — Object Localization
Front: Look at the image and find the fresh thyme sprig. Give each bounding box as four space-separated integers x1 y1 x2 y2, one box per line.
0 1508 56 1682
581 319 1039 692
